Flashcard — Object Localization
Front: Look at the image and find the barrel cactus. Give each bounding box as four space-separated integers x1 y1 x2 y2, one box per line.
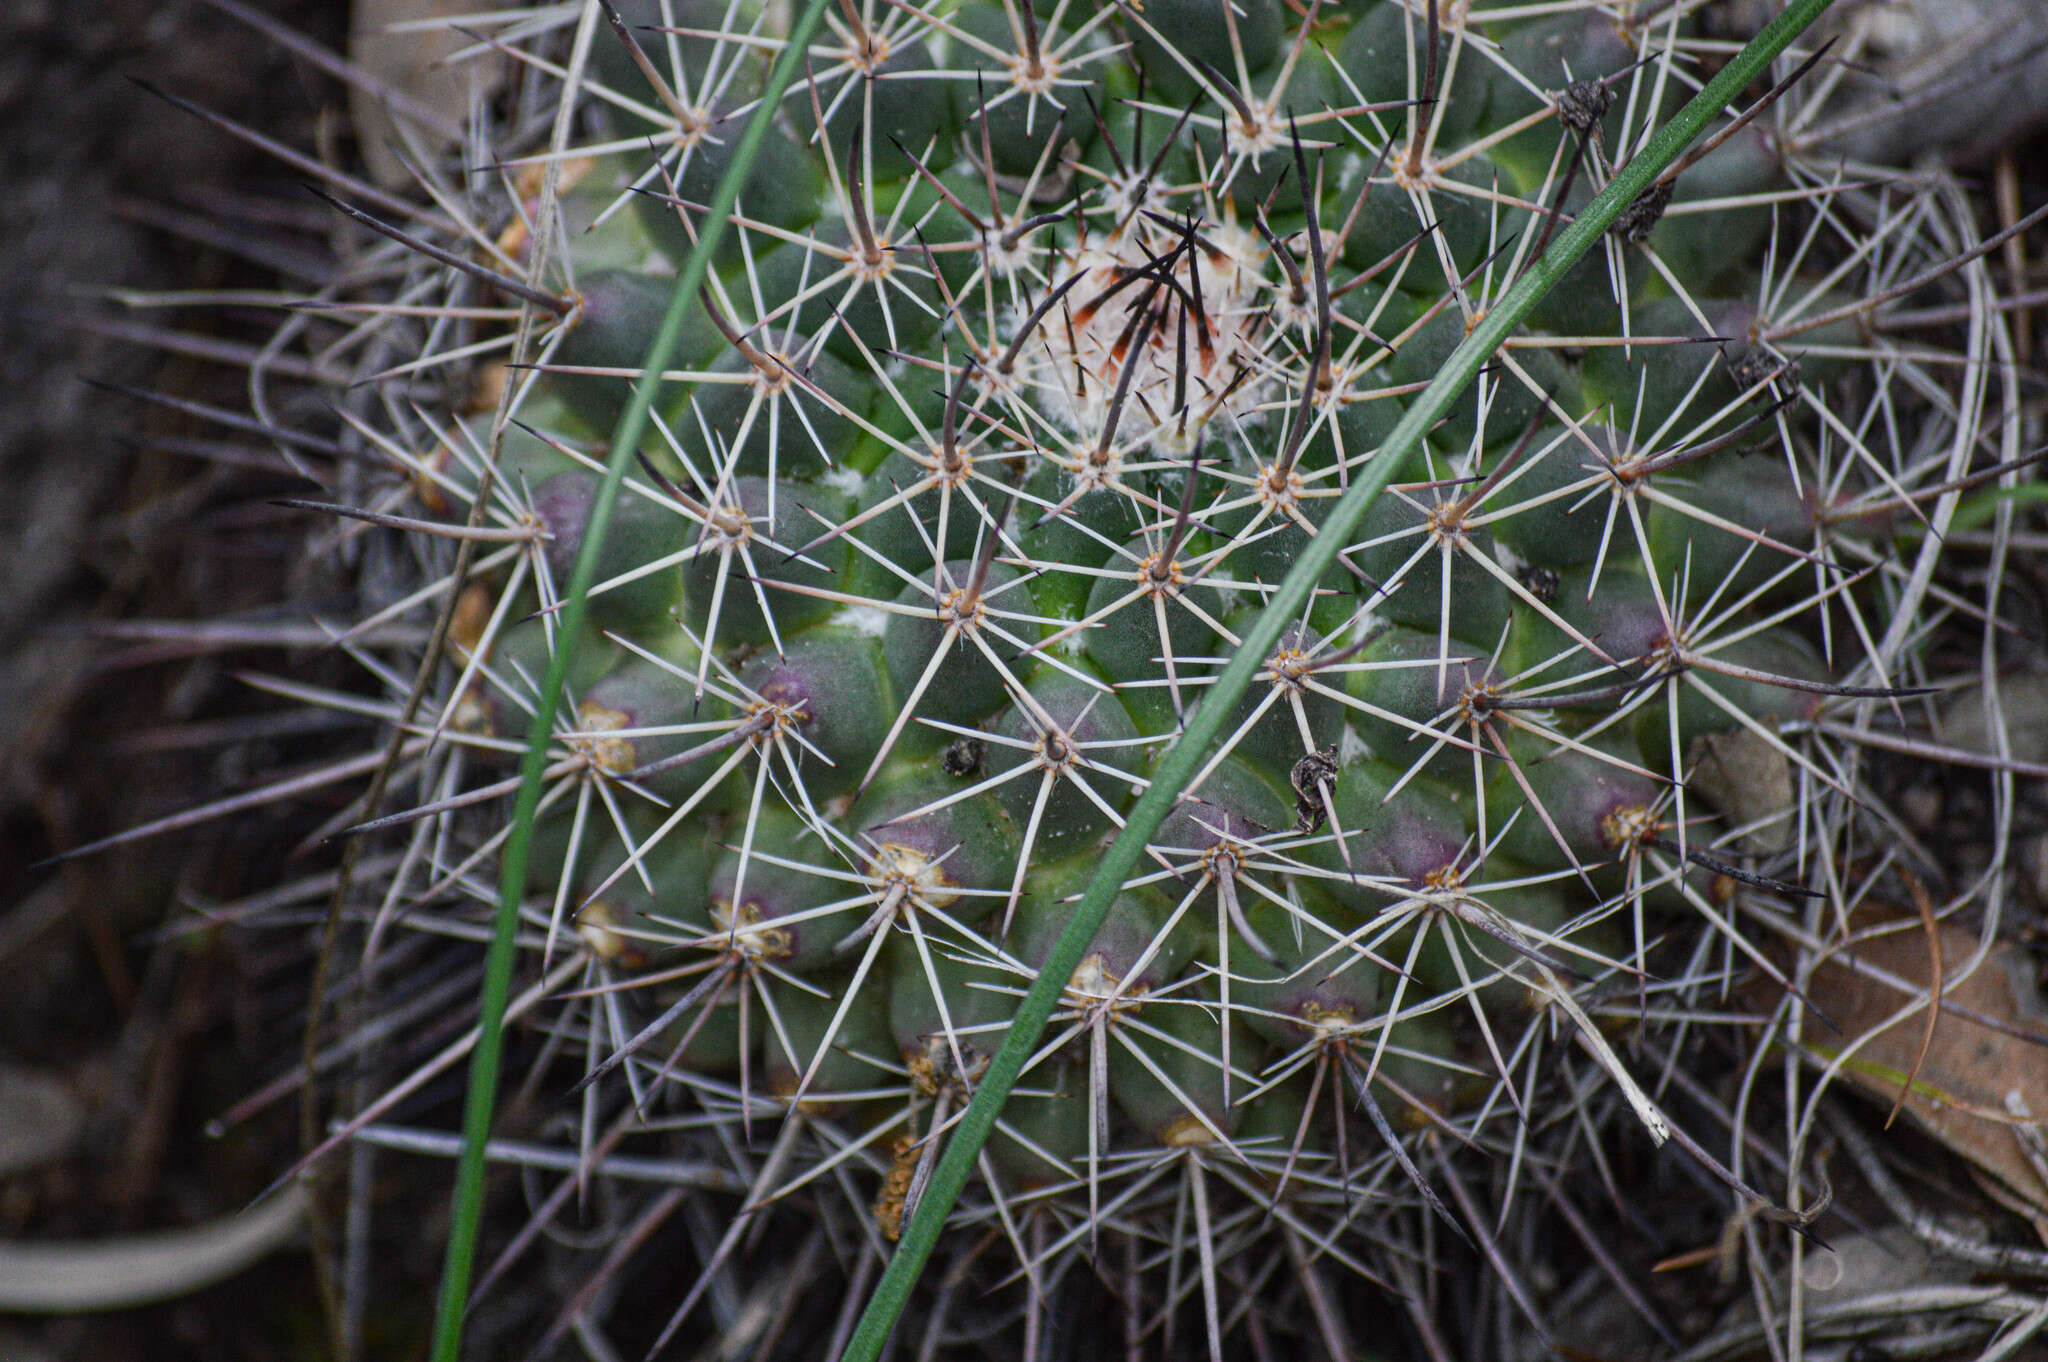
120 0 2037 1354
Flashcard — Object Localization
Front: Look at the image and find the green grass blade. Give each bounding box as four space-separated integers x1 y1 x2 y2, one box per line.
837 1 1837 1356
425 2 835 1357
1950 481 2048 533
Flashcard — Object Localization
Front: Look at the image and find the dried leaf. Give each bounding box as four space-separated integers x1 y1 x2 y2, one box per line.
350 0 506 188
1795 916 2048 1214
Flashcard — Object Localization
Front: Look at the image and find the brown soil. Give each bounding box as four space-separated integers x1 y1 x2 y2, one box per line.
0 4 366 1360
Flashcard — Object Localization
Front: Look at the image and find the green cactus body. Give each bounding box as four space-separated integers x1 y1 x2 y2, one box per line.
238 0 2025 1350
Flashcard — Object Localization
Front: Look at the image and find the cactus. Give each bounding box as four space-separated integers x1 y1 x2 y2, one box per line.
99 0 2042 1355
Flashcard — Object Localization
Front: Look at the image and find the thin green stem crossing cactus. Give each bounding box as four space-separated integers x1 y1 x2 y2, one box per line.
841 3 1838 1355
431 4 841 1356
